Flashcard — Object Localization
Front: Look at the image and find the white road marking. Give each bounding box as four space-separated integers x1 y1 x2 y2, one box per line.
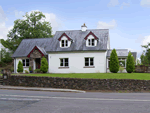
0 98 40 101
0 94 150 102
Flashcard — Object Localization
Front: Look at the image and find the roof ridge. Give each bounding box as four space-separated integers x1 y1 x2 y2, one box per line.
22 38 53 40
56 29 109 32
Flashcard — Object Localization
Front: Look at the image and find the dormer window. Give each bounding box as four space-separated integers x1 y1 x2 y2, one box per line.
61 40 68 47
58 32 72 48
88 39 95 46
84 31 98 47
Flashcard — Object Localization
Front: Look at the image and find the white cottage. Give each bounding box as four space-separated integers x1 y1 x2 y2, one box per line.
12 24 137 73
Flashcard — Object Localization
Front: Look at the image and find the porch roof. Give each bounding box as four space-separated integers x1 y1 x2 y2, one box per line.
106 49 128 57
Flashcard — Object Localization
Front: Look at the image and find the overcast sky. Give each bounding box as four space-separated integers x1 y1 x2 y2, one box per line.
1 0 150 59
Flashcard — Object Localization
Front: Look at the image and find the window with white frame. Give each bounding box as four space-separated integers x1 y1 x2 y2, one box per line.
88 39 95 46
60 58 69 67
22 59 29 67
61 40 68 47
85 57 94 66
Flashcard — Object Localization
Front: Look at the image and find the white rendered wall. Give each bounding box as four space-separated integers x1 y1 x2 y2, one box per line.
48 51 107 73
14 57 29 73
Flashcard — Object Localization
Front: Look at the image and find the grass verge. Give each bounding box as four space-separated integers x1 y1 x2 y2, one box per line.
11 73 150 80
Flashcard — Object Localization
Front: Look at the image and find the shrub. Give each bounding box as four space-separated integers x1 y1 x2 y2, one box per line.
40 56 48 73
109 49 119 73
17 61 23 72
119 66 124 73
29 66 32 71
126 52 134 73
34 69 41 73
25 70 29 74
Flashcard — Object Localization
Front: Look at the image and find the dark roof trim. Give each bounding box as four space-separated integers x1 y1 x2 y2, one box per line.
84 31 98 40
46 49 107 53
27 46 45 58
58 32 72 41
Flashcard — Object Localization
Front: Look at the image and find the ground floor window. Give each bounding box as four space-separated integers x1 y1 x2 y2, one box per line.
60 58 69 67
85 57 94 66
22 59 29 67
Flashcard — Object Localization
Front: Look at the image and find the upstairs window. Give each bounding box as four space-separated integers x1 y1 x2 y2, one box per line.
88 39 95 46
61 40 68 47
22 59 29 67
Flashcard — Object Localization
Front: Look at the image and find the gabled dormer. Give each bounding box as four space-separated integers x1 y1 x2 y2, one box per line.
58 33 72 48
84 31 98 47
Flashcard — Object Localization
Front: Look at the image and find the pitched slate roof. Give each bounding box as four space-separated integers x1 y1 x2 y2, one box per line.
46 29 109 52
131 52 137 60
12 29 109 57
36 46 48 55
12 38 53 57
107 49 128 57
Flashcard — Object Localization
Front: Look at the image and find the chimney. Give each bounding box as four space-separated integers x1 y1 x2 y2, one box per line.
81 23 87 31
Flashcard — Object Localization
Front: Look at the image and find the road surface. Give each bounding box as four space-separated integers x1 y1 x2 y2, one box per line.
0 89 150 113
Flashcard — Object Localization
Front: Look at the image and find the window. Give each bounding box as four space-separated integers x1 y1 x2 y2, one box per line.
88 39 95 46
22 59 29 67
61 40 68 47
60 58 69 67
85 58 94 66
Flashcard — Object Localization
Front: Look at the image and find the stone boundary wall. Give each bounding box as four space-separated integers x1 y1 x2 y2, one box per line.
3 75 150 91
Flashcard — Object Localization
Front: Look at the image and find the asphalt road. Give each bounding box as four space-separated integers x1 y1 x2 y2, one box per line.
1 89 150 113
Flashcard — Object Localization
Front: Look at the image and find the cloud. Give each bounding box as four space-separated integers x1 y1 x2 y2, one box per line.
141 35 150 46
107 0 119 7
14 10 24 18
140 0 150 7
0 6 12 40
120 2 130 9
97 19 117 29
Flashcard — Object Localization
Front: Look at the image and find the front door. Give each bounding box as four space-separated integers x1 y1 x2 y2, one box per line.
35 58 41 69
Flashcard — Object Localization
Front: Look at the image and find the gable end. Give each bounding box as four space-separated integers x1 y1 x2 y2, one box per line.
27 46 45 58
58 33 72 41
84 31 98 40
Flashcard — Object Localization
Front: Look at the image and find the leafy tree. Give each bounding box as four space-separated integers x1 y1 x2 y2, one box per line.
145 49 150 65
140 53 145 65
140 53 149 66
1 11 53 52
109 49 119 73
126 52 134 73
17 61 23 72
40 56 48 73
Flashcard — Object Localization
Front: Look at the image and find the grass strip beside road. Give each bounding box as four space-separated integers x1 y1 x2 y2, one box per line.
11 73 150 80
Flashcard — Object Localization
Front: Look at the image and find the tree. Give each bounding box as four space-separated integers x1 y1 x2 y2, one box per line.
140 53 149 66
40 56 48 73
109 49 119 73
140 53 145 65
17 61 23 72
1 11 53 52
145 49 150 65
126 52 134 73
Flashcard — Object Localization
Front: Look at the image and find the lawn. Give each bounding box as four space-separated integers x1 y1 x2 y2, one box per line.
10 73 150 80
